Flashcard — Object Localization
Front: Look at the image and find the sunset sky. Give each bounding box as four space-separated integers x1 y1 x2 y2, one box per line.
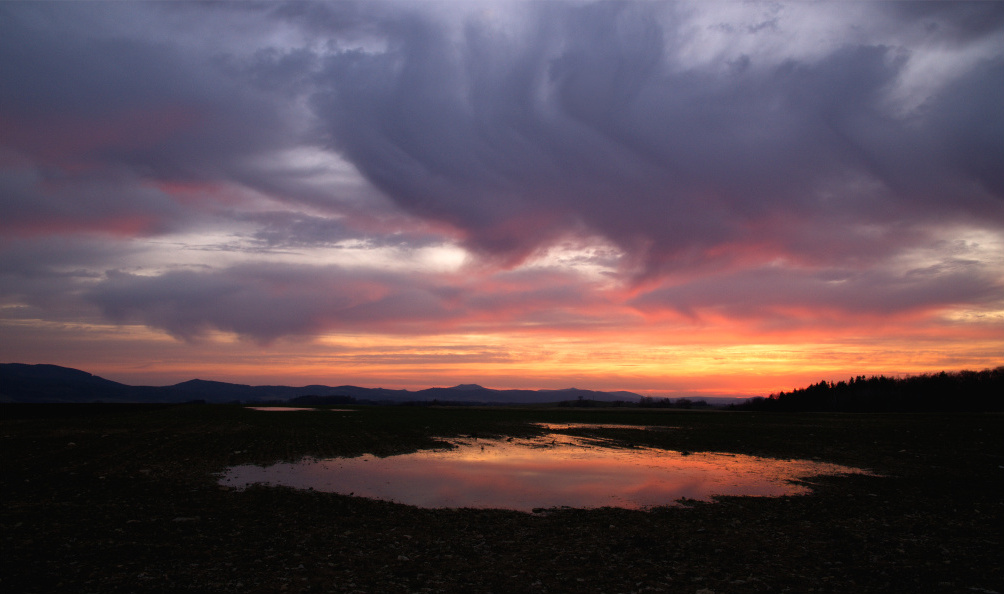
1 1 1002 398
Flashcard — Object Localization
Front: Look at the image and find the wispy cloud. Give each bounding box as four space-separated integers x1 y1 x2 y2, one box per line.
1 1 1002 391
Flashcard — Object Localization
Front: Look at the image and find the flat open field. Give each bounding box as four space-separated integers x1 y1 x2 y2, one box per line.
2 404 1001 593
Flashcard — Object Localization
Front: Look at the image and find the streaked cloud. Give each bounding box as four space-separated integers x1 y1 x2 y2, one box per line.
1 1 1001 393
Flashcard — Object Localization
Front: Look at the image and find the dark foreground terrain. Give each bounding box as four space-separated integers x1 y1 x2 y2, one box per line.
2 404 1001 593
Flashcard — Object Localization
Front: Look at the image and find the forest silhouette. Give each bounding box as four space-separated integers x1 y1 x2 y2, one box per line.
731 367 1003 412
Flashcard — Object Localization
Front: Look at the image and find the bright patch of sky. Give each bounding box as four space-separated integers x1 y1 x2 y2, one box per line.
2 1 1001 391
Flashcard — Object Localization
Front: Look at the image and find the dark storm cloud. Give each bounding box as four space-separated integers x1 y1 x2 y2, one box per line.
85 261 625 343
0 166 186 237
0 6 286 179
307 1 1004 273
4 0 1001 260
87 264 455 343
2 1 1003 345
0 236 137 317
882 1 1004 43
925 58 1004 201
0 2 329 237
631 259 1004 323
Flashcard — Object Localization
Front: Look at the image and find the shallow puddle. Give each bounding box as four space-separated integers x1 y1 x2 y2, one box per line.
219 434 871 512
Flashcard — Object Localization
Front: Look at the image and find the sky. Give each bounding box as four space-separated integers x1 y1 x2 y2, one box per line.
1 1 1002 398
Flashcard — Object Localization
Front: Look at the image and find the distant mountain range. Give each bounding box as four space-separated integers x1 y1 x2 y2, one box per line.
0 363 643 405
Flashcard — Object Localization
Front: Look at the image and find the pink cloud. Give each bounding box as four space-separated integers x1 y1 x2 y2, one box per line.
0 106 201 173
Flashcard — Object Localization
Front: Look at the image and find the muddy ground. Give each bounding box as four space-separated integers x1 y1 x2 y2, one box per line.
2 404 1001 593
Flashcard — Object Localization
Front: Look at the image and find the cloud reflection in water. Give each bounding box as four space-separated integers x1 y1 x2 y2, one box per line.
219 435 870 512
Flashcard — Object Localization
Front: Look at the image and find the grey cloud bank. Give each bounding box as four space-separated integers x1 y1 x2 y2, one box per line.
1 1 1002 344
313 3 1003 269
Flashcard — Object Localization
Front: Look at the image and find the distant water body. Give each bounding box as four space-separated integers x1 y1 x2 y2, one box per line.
245 407 355 412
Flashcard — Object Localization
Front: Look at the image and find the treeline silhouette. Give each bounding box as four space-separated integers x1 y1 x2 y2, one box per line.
732 367 1003 412
636 397 714 409
556 396 713 408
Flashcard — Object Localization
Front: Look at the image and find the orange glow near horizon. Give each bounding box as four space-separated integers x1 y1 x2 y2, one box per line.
3 1 1004 409
4 309 1000 398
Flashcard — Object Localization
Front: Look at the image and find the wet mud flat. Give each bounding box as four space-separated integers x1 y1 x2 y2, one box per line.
2 404 1001 593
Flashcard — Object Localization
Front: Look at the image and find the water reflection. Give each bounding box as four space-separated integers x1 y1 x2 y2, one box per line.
534 422 678 431
219 435 870 512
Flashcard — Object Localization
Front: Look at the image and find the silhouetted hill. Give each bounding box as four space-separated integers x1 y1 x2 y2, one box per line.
732 367 1004 412
413 385 636 404
0 364 642 405
0 363 134 403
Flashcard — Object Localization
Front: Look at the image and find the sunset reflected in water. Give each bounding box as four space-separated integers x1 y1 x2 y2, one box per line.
219 435 871 512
